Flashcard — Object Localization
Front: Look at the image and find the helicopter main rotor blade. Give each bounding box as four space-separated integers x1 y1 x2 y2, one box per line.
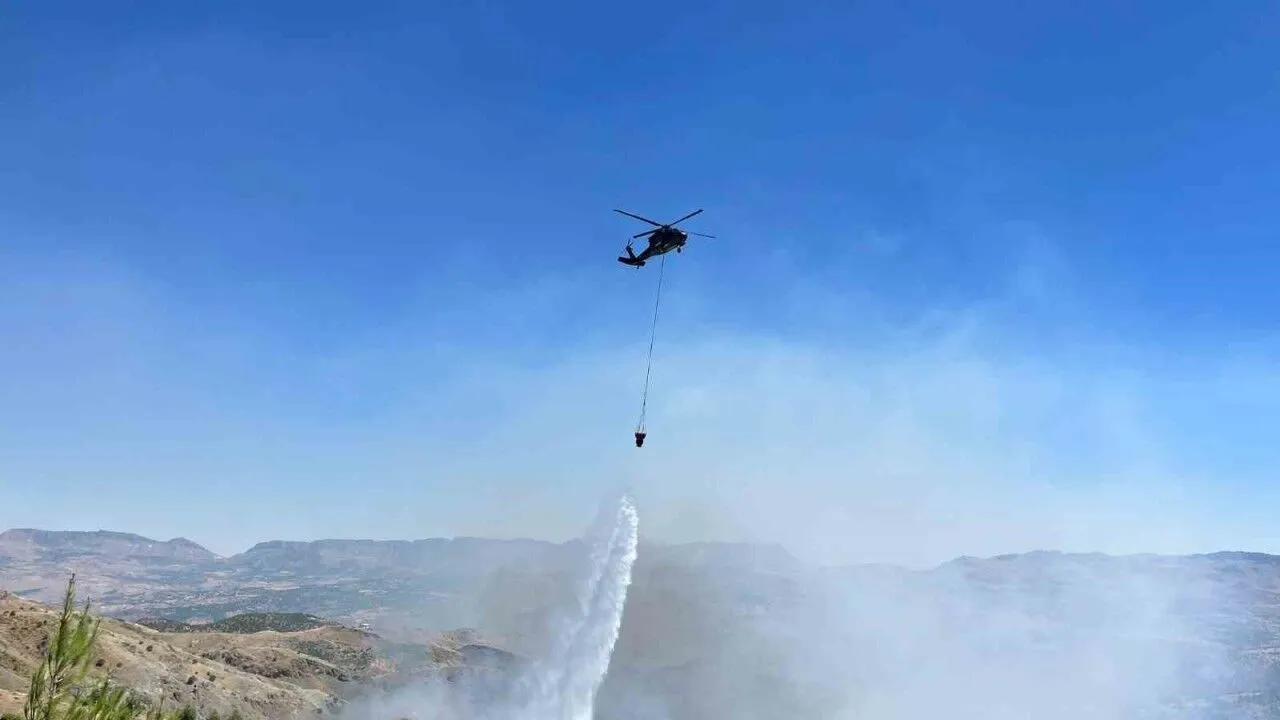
688 232 716 238
614 209 664 227
632 229 659 239
667 208 704 226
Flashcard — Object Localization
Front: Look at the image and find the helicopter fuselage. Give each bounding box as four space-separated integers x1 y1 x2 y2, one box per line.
645 228 687 254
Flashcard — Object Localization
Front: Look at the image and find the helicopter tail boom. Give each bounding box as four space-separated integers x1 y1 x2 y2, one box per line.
617 244 645 266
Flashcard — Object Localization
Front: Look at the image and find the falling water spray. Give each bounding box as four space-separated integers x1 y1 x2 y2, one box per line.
511 493 640 720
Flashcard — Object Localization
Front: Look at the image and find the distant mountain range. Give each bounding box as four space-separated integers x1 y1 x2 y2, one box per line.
0 528 799 640
6 528 1280 719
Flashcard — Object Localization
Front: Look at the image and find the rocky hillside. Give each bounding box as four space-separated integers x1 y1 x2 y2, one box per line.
0 589 346 720
0 589 517 720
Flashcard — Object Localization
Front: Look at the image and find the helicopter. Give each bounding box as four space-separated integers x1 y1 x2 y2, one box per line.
614 208 715 267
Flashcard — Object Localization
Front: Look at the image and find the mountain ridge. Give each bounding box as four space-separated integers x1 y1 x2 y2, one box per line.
11 524 1280 574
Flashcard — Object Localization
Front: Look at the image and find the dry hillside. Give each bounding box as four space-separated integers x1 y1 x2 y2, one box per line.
0 590 390 720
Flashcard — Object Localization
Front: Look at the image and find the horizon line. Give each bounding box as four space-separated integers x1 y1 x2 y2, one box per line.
2 527 1276 569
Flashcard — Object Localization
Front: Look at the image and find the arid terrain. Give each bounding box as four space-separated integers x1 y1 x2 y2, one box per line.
9 529 1280 719
0 586 520 720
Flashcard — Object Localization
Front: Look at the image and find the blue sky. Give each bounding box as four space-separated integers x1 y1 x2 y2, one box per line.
3 0 1280 565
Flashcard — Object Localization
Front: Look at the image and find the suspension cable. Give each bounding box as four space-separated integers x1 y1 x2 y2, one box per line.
636 254 667 433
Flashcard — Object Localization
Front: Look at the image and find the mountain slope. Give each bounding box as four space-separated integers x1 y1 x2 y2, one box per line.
0 589 341 720
0 588 517 720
